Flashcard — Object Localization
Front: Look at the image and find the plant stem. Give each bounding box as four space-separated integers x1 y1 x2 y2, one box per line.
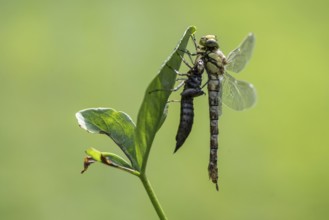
140 174 167 220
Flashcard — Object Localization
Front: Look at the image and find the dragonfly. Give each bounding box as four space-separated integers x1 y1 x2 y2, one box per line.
149 54 206 152
149 54 205 153
191 33 256 190
173 58 205 153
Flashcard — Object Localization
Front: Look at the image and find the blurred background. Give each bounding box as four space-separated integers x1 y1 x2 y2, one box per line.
1 0 328 219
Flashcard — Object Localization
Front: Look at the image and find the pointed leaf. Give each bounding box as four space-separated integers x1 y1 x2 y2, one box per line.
81 148 140 176
76 108 139 170
134 26 197 170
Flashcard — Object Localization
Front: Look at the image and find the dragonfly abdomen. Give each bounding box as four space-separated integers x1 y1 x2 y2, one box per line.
207 77 221 191
175 96 195 152
174 59 205 153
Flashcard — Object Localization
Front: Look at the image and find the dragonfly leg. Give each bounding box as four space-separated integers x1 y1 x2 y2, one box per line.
148 80 186 94
165 63 180 75
166 64 188 77
190 34 199 51
175 52 193 69
201 79 210 89
167 99 180 103
171 81 185 92
175 51 194 67
177 48 198 57
176 77 188 81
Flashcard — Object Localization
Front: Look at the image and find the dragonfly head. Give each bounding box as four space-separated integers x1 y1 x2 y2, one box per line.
199 35 219 48
195 59 205 74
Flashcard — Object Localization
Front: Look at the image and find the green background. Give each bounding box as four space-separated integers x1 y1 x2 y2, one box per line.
1 0 328 219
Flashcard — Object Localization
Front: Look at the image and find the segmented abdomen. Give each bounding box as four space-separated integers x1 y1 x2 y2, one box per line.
175 96 194 152
174 61 204 153
207 74 222 191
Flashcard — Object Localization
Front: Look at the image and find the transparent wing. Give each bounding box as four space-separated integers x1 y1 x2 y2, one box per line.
222 72 256 111
226 33 255 73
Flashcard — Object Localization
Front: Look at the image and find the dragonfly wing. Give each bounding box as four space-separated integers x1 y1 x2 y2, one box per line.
226 33 255 73
222 72 256 111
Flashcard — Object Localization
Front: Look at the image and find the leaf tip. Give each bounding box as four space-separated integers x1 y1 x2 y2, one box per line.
85 147 100 157
188 26 197 34
75 111 88 130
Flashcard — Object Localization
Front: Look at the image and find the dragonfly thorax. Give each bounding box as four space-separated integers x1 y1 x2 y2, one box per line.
202 50 226 76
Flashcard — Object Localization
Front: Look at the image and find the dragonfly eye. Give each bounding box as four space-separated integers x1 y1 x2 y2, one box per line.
199 35 218 48
205 39 218 48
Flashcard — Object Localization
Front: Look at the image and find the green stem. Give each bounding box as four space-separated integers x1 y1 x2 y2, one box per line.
140 174 167 220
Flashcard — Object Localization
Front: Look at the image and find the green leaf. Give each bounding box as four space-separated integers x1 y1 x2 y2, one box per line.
157 103 169 131
76 108 139 170
134 26 197 171
81 148 140 176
